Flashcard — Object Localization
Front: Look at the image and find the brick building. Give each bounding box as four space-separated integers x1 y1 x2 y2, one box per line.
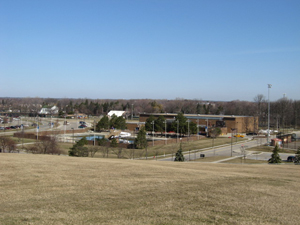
138 113 258 134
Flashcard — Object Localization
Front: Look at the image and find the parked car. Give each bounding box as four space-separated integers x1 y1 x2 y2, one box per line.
10 126 16 129
78 125 87 129
287 156 295 162
246 132 257 136
0 127 4 130
234 134 245 138
79 121 86 124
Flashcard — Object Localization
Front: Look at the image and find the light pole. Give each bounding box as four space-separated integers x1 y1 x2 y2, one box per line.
197 118 199 140
36 116 39 141
206 119 208 137
267 84 272 145
231 128 234 157
187 119 190 141
151 121 155 146
94 120 96 146
131 104 133 120
64 116 66 143
176 120 179 143
163 120 167 145
71 128 74 143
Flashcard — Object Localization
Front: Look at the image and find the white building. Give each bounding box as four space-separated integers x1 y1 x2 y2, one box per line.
39 106 59 115
107 110 126 118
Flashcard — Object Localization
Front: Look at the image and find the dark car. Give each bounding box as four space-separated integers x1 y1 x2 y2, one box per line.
78 125 87 128
287 156 295 162
10 126 16 129
246 132 257 136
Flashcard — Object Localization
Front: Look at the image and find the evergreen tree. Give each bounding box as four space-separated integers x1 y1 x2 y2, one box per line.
110 138 118 148
96 115 109 131
114 116 127 130
294 147 300 165
69 137 89 157
155 115 165 133
174 143 185 162
268 144 282 164
145 115 155 131
171 112 187 135
135 127 148 149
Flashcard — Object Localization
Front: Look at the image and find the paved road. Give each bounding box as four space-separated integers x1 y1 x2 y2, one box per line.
157 134 297 162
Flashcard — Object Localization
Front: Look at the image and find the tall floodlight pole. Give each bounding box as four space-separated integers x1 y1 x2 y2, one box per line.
131 104 133 120
267 84 272 145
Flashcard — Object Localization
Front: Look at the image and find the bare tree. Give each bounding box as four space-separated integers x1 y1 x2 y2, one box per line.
26 137 62 155
0 136 16 153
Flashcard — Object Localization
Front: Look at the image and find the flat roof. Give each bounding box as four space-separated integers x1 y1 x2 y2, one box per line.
139 113 252 119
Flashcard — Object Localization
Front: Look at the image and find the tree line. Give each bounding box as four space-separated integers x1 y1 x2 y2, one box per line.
1 95 299 128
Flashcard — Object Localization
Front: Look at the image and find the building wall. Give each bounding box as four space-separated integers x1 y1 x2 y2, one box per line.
139 113 258 133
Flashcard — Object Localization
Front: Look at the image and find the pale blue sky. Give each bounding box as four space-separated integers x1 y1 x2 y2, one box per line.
1 0 299 101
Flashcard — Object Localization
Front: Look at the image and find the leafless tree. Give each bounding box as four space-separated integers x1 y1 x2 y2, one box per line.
0 136 16 153
26 136 61 155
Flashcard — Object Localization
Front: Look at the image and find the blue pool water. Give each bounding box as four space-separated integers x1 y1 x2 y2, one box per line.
83 135 104 141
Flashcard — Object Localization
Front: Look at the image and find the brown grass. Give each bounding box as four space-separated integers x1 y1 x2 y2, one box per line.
221 157 267 164
1 154 300 224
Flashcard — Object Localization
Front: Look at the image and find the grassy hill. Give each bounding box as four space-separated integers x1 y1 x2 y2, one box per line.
1 154 299 224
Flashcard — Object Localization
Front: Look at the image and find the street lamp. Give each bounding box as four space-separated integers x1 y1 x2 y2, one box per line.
94 120 96 146
151 121 155 146
197 118 199 140
64 116 66 143
163 120 167 145
187 119 190 141
267 84 272 145
71 128 74 143
230 128 235 157
205 119 209 137
176 120 179 143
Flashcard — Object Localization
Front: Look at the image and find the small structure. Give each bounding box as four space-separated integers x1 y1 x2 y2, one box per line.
271 138 282 147
39 106 59 115
276 134 292 144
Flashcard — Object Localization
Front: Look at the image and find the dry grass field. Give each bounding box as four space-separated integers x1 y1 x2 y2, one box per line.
1 154 299 225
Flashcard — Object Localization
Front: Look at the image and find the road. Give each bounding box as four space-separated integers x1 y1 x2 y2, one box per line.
157 134 298 162
159 138 263 161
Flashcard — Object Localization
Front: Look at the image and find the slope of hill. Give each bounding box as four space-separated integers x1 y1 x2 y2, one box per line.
1 154 299 224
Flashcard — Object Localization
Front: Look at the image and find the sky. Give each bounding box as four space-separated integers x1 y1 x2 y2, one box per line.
1 0 299 102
